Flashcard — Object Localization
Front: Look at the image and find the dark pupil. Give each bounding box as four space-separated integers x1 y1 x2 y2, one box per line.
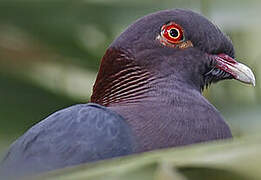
170 28 179 38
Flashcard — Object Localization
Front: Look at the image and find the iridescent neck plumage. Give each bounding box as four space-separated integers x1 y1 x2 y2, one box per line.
90 48 203 106
92 65 155 106
91 48 156 106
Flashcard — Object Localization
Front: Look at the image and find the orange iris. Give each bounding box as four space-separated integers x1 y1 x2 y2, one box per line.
161 23 184 44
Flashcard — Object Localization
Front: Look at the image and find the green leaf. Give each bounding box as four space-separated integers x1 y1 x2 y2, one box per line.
33 134 261 180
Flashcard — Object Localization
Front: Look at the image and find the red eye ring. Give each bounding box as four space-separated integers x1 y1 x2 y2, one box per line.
161 23 184 44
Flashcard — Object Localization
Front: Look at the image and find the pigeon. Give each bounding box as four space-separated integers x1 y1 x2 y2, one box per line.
0 9 255 178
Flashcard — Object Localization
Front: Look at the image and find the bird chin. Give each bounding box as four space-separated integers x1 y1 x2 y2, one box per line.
203 67 233 89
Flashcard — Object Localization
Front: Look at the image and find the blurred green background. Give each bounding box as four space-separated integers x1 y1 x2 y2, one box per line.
0 0 260 157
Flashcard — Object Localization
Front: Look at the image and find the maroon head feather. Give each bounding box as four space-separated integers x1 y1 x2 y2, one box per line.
90 9 255 152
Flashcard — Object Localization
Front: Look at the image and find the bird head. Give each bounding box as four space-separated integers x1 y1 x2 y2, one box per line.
91 9 255 105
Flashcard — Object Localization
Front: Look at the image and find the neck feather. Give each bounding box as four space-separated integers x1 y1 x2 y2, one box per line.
91 48 203 106
91 48 156 106
92 65 156 106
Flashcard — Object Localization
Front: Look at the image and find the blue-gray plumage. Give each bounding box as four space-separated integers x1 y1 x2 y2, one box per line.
0 104 134 178
0 9 255 179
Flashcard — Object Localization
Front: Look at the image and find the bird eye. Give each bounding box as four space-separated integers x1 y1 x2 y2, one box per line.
161 22 184 44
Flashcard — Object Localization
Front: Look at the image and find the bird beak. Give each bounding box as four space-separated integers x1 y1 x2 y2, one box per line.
213 54 256 86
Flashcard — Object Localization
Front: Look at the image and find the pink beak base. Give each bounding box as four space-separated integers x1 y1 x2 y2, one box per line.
214 54 255 86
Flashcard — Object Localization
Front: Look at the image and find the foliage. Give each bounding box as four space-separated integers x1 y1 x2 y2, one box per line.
34 135 261 180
